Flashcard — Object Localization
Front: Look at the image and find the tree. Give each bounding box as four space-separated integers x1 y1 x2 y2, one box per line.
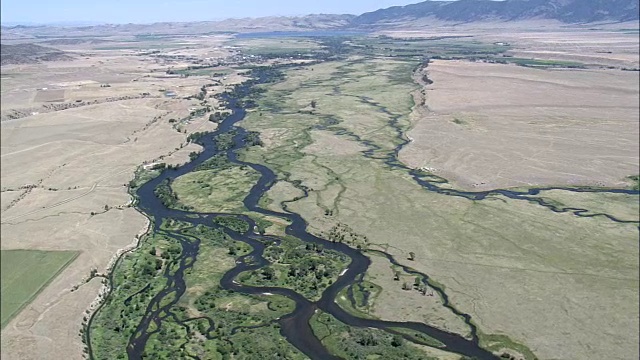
414 276 421 288
402 282 411 290
408 252 415 261
310 100 317 109
391 335 404 347
393 271 400 281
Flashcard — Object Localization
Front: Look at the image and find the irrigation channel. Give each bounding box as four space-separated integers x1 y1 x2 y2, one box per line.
88 64 639 360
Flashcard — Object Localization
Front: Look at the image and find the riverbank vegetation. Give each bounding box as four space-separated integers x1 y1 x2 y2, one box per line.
238 235 350 301
309 310 441 359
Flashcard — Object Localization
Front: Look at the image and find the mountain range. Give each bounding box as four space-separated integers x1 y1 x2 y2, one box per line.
1 0 638 38
352 0 639 26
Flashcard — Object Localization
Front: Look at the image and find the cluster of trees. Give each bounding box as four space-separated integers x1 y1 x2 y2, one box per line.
324 222 368 249
212 216 250 233
186 131 211 143
214 131 237 151
241 237 348 300
243 131 263 147
328 326 430 360
195 154 230 172
208 111 227 123
154 179 191 210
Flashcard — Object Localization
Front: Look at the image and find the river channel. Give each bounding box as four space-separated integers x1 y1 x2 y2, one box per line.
89 64 638 360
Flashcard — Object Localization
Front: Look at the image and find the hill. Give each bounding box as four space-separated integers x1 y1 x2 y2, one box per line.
0 43 73 65
352 0 640 26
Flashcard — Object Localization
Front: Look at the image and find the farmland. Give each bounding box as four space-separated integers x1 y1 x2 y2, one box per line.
1 250 79 329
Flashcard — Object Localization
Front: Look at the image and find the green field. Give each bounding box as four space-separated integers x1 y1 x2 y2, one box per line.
1 249 79 328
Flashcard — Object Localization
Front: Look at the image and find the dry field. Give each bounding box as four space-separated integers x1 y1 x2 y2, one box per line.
400 60 639 191
380 20 640 69
0 34 245 360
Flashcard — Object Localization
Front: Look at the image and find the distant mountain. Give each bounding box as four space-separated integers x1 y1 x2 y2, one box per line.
0 14 356 38
352 0 640 26
1 1 637 39
0 43 73 65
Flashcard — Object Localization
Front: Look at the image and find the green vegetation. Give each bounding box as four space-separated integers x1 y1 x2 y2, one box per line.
239 236 349 301
214 131 238 151
90 219 305 359
90 36 637 360
478 333 539 360
309 311 438 359
128 166 162 190
89 229 188 359
234 38 322 57
212 215 250 233
237 47 636 360
171 165 260 213
387 327 444 348
1 250 79 328
492 57 586 68
526 189 639 223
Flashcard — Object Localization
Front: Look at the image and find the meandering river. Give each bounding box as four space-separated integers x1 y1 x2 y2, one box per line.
89 65 638 360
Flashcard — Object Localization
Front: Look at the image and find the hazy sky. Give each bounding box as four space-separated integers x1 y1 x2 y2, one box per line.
1 0 425 25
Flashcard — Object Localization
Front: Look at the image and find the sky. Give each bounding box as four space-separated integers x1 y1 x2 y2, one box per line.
1 0 426 25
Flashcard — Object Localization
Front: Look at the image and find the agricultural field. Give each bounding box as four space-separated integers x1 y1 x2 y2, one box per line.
1 250 79 329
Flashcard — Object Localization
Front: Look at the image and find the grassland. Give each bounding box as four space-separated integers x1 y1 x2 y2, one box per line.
401 60 639 191
171 165 261 213
1 250 79 329
232 38 323 56
238 54 639 360
525 189 640 223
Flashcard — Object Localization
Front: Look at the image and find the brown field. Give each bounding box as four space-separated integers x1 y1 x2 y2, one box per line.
33 89 65 102
380 20 640 68
0 34 245 360
400 60 639 191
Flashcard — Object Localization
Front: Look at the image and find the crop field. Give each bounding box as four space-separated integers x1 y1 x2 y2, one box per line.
1 250 79 329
